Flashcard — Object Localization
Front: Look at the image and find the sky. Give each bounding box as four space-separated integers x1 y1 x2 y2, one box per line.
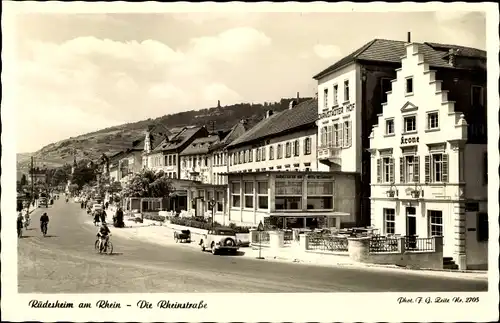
8 8 486 153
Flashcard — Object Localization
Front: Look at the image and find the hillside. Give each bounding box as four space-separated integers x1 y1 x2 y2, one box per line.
16 97 313 171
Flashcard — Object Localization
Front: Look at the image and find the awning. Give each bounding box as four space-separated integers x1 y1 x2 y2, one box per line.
170 190 187 197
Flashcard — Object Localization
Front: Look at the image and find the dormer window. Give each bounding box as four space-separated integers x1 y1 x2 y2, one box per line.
405 77 413 94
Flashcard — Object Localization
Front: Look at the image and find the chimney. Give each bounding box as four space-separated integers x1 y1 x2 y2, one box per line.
407 32 411 43
448 48 456 67
217 100 221 108
289 100 297 110
265 110 274 118
296 92 300 101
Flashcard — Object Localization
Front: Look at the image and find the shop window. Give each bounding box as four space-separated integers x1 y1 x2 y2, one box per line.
306 182 333 210
257 181 268 209
275 181 302 210
244 182 254 209
428 210 443 236
384 208 396 235
215 191 224 212
477 213 488 242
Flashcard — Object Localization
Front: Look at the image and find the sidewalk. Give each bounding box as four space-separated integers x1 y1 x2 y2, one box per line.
82 219 488 280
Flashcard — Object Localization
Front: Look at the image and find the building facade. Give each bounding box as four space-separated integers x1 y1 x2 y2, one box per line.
368 42 488 270
226 171 358 228
226 99 326 174
179 135 221 183
313 35 487 227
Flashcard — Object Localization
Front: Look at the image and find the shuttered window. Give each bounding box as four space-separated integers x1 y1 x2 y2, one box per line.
343 121 352 148
377 159 381 183
381 157 394 183
425 153 449 183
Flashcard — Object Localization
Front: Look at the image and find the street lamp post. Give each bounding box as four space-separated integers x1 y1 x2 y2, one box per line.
208 199 216 228
256 221 264 260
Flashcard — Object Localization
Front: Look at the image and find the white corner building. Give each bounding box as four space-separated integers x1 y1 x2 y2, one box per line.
368 43 488 270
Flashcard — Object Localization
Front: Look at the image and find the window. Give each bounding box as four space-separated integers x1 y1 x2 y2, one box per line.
275 181 302 210
269 146 274 160
285 142 291 158
261 147 266 161
231 182 241 208
483 152 488 185
427 112 439 130
333 84 338 106
304 137 312 155
425 153 448 183
256 148 261 162
248 149 253 162
294 140 300 156
381 78 392 103
384 208 396 235
343 121 352 147
471 85 484 106
193 157 197 167
344 80 350 102
306 182 333 210
323 88 328 109
172 172 177 179
405 77 413 94
477 213 488 242
377 157 395 183
277 144 283 159
204 157 208 167
215 191 224 212
173 155 177 165
385 119 394 135
400 155 419 183
428 210 443 236
239 151 243 164
182 158 186 168
403 115 416 133
257 181 268 209
244 182 254 209
334 123 343 147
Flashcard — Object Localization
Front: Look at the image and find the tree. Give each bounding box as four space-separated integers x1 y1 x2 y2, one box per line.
69 183 79 195
71 164 97 188
122 170 173 198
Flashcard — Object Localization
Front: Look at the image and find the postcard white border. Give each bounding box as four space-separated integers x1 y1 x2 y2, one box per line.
2 2 499 322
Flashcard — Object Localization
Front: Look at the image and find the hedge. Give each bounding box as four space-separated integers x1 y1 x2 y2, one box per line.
170 217 250 233
143 214 166 222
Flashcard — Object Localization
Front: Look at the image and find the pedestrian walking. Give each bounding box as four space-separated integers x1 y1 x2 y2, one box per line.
100 210 107 224
94 211 100 226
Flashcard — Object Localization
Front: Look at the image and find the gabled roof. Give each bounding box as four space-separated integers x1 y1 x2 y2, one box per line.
209 121 249 152
180 135 220 156
313 39 486 80
153 126 205 153
227 99 318 148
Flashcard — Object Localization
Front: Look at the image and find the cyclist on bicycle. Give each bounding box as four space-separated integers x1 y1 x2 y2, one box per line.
40 212 49 235
97 222 111 250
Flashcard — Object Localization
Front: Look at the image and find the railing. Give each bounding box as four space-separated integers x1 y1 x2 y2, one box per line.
308 234 348 252
283 230 293 244
253 231 270 245
369 236 400 253
405 236 435 252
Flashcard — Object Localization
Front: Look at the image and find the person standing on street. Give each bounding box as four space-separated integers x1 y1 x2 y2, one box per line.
17 212 24 238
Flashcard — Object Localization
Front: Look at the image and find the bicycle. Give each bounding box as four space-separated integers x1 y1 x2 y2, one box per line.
94 234 113 255
41 222 48 237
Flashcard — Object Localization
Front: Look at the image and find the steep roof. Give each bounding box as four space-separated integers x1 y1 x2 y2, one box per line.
313 39 486 80
180 135 220 156
424 42 486 58
209 121 249 152
227 99 317 148
153 126 204 152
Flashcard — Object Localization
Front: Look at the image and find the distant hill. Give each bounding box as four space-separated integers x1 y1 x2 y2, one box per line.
16 97 313 171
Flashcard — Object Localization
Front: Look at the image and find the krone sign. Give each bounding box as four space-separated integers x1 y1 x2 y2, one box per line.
401 136 419 145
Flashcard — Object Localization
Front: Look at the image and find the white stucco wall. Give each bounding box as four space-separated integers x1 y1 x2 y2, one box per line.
316 63 362 173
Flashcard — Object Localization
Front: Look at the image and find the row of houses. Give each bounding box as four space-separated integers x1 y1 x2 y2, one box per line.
103 34 488 270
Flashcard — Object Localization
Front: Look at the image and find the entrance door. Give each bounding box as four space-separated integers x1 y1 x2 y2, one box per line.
406 206 417 249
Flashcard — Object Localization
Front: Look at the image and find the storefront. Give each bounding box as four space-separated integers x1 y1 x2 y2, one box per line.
185 182 228 224
224 170 358 228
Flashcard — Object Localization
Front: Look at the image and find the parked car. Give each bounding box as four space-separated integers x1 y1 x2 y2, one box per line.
199 227 240 255
38 198 48 208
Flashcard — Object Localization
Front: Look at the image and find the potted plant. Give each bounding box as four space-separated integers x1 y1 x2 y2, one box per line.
411 190 420 198
386 190 396 198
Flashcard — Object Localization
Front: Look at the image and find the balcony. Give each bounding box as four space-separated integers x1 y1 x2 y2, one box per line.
318 144 342 166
